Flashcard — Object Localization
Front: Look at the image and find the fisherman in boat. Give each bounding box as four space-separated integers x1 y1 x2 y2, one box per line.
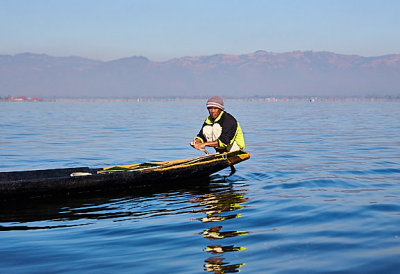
191 96 245 153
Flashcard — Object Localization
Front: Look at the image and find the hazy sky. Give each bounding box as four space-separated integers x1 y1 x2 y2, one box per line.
1 0 399 61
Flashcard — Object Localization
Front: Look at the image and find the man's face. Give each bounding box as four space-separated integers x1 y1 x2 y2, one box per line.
208 107 222 119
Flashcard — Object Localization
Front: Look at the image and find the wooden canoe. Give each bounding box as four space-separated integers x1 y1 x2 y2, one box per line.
0 150 250 200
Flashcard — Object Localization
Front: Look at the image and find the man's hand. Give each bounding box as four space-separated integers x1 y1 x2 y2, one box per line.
190 139 218 150
194 142 206 150
190 139 199 148
190 139 204 150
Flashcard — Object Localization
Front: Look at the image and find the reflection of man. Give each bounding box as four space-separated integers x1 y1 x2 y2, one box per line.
191 96 245 153
201 226 249 240
205 245 246 254
204 256 245 273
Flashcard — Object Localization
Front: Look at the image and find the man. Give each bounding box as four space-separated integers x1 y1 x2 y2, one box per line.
191 96 245 153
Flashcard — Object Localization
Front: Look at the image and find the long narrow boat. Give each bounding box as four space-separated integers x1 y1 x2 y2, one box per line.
0 150 250 200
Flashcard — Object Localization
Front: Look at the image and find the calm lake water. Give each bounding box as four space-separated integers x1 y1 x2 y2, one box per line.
1 100 400 273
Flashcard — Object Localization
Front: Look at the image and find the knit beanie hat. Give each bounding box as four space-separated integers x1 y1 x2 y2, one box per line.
206 96 225 110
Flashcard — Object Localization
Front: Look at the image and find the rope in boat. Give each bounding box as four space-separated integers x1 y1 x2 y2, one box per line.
97 152 227 174
154 152 224 169
97 149 251 174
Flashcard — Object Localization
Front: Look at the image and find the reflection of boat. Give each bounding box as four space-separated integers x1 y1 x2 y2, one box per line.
0 151 250 200
0 179 234 231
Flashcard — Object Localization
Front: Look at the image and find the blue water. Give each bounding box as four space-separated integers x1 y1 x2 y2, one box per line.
1 101 400 273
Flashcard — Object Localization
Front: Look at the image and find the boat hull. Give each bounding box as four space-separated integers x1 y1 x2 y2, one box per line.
0 151 250 200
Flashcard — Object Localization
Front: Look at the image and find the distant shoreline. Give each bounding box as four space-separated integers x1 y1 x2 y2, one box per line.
1 96 399 103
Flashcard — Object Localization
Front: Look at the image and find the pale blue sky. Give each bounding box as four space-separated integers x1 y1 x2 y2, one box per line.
1 0 399 61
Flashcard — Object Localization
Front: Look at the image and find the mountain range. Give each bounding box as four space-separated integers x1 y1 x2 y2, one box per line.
1 51 399 98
